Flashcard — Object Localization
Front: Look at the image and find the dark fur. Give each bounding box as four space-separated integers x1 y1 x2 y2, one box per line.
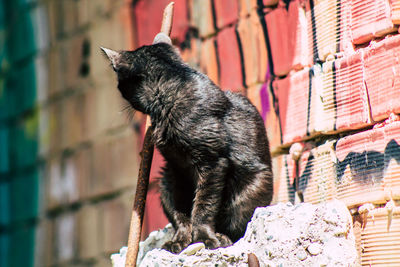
104 43 273 253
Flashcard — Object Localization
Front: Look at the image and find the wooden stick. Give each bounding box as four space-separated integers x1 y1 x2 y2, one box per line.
161 2 174 36
125 127 154 267
125 3 175 267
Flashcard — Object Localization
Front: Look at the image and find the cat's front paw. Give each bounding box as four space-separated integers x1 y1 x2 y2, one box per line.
192 224 221 249
216 233 233 247
162 240 190 254
162 226 192 254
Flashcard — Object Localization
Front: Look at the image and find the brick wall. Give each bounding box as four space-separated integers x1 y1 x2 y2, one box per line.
1 0 141 266
135 0 400 265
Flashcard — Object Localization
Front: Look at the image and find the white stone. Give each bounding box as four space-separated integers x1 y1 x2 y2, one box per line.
111 200 358 267
307 243 322 255
180 242 205 256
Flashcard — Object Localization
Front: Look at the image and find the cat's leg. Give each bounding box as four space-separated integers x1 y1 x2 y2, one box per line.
191 157 232 249
160 167 193 253
225 167 273 241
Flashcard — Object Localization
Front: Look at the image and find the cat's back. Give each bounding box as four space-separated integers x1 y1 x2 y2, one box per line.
223 91 270 166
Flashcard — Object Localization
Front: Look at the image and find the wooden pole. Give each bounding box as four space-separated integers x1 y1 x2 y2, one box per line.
125 3 174 267
125 127 154 267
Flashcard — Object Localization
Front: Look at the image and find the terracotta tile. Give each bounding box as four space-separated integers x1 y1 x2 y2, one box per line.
273 68 310 145
200 37 219 85
350 0 397 45
364 35 400 122
265 6 292 76
134 0 189 46
216 26 244 92
214 0 239 29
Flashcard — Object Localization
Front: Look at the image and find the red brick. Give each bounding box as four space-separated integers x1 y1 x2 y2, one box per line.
237 15 259 87
353 221 362 266
181 37 202 68
273 68 310 145
273 145 314 204
350 0 397 45
134 0 189 46
310 0 341 60
392 0 400 23
301 141 337 204
260 82 282 152
288 0 312 69
334 122 400 207
310 54 370 135
339 0 355 55
312 62 338 134
239 0 253 17
263 0 279 6
200 37 219 85
272 141 338 204
270 155 283 204
189 0 215 38
360 206 400 266
169 0 190 43
216 26 244 92
304 0 353 61
334 51 370 130
383 122 400 199
214 0 239 29
272 154 295 203
238 0 276 16
306 64 322 135
296 147 314 202
265 6 292 76
249 10 270 83
364 35 400 122
247 84 263 113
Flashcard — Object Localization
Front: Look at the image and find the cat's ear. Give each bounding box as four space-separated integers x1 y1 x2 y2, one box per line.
153 32 172 45
100 47 122 71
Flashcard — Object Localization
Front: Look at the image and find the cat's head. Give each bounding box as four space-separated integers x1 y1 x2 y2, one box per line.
101 35 181 113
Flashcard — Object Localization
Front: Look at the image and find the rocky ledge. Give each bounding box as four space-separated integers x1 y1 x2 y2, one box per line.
111 200 357 266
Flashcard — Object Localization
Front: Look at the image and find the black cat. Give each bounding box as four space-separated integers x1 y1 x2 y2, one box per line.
102 37 273 254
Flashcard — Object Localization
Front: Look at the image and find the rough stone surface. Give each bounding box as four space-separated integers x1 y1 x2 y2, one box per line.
111 200 357 266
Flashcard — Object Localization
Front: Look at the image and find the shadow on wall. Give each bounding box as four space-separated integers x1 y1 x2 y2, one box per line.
285 139 400 204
